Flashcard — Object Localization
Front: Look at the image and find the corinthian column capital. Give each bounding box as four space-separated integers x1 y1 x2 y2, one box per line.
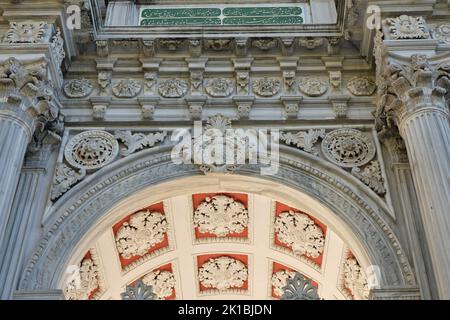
0 56 64 149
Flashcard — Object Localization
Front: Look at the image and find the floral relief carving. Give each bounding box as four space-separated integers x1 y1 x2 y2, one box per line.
347 76 377 96
386 15 429 39
236 72 249 94
280 129 325 156
64 130 119 171
50 28 65 70
112 79 142 98
271 270 296 297
432 23 450 44
142 270 176 300
193 195 249 237
64 256 100 300
204 39 232 51
50 163 86 201
352 160 386 195
198 256 248 291
252 38 277 50
64 79 93 98
298 77 328 97
344 258 370 300
274 211 325 259
115 130 167 157
115 210 168 259
321 129 376 168
158 79 188 98
3 21 47 43
205 78 234 97
252 78 280 97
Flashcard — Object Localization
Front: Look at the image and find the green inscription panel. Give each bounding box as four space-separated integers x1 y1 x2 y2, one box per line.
139 5 305 26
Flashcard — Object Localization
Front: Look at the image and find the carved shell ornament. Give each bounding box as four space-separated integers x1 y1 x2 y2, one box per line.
347 76 376 96
142 270 176 300
205 78 234 97
387 15 429 39
64 130 119 171
321 129 376 168
112 79 142 98
344 258 370 300
252 78 281 97
64 79 93 98
274 210 325 258
115 210 168 259
158 79 188 98
193 195 249 237
198 256 248 291
298 77 329 97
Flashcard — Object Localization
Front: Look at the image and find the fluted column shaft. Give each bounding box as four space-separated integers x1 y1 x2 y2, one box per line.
399 107 450 299
0 107 34 249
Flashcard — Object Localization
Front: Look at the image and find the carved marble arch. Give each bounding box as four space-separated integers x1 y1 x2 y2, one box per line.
19 146 416 299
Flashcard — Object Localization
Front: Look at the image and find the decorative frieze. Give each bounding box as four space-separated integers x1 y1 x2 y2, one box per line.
347 76 376 96
50 163 86 201
3 21 47 43
64 79 93 98
158 79 188 98
298 77 329 97
205 78 234 97
252 78 281 97
386 15 429 39
112 79 142 98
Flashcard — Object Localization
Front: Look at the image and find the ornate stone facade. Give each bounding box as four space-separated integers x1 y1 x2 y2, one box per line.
0 0 448 302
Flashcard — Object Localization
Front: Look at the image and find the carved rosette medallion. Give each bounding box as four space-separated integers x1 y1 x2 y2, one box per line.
198 256 248 291
158 79 188 98
347 76 376 96
432 23 450 44
115 210 168 259
142 270 176 300
64 130 119 171
64 79 93 98
193 195 249 237
205 78 234 97
274 211 325 259
298 78 328 97
252 78 281 97
321 129 376 168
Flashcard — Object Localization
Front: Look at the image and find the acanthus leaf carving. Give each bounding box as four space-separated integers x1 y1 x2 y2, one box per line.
115 130 167 157
193 195 249 237
121 279 156 300
351 160 386 195
280 272 320 300
50 163 86 201
274 210 325 259
205 78 234 97
64 255 100 300
115 210 168 259
198 256 248 291
271 269 296 297
280 129 325 156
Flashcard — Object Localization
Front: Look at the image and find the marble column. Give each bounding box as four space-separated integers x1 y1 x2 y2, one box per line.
397 105 450 299
0 106 34 248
